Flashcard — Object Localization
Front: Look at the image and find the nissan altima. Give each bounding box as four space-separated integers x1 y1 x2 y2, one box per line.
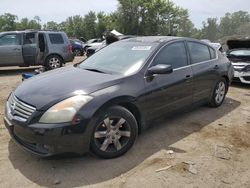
4 36 234 158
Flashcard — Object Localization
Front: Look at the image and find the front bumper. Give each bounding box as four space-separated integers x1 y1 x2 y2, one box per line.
4 116 90 157
233 70 250 84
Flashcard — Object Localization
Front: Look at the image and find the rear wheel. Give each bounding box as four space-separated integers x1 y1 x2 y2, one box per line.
90 106 138 158
209 78 227 107
45 55 63 70
73 49 83 56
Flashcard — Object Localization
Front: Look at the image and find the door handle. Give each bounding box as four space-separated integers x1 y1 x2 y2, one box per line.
214 65 219 70
185 75 192 79
13 48 21 51
185 75 192 82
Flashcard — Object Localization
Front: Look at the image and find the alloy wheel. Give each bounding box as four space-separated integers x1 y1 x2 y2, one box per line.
49 57 61 69
94 117 131 152
215 81 226 104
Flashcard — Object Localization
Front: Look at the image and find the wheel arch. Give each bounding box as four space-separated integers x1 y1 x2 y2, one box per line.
45 53 64 64
92 96 143 134
221 75 229 92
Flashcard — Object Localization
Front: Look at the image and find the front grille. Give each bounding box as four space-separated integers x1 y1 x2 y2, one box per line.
233 65 245 71
243 76 250 81
8 94 36 121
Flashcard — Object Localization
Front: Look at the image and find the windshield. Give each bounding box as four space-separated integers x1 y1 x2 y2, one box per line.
79 41 157 75
229 50 250 56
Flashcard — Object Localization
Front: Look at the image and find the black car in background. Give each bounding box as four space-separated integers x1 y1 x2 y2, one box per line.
4 36 234 159
69 39 85 56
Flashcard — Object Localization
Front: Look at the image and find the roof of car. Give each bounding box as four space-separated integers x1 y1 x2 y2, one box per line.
124 36 182 43
0 30 64 35
123 36 214 48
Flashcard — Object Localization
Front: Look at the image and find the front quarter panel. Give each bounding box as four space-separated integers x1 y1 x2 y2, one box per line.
78 74 145 124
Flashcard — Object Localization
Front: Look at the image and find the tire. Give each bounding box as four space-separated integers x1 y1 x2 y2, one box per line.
90 106 138 159
73 49 83 56
45 55 63 70
209 78 228 107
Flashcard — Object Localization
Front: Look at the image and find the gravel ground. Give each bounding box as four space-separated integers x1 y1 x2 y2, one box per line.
0 57 250 188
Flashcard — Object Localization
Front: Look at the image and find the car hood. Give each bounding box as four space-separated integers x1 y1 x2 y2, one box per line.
227 39 250 50
14 66 123 110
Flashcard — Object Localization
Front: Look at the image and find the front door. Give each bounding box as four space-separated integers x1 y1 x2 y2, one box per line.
22 32 39 66
141 41 193 121
0 33 23 66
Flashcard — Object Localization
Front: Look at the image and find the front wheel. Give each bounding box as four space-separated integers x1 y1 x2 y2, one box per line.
90 106 138 159
209 78 228 107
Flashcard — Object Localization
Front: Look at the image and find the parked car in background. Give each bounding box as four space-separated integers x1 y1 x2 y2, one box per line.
226 39 250 84
69 39 84 56
0 30 74 70
86 41 106 57
209 43 223 52
4 36 234 159
83 38 103 52
86 35 135 57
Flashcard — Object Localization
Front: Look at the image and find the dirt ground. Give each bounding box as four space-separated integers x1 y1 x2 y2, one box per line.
0 57 250 188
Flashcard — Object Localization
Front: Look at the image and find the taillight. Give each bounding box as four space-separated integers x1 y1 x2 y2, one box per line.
67 44 72 54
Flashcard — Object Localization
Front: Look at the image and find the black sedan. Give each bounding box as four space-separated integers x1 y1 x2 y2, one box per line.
4 36 234 158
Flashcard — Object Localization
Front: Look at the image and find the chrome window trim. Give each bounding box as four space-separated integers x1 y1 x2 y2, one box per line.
144 39 219 76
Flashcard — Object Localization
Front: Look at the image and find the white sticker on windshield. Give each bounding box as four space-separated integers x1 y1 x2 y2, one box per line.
132 46 151 51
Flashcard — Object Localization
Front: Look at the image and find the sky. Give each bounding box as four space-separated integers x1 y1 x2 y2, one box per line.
0 0 249 28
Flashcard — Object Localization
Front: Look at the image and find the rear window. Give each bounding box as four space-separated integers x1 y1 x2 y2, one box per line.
188 42 211 64
49 34 64 44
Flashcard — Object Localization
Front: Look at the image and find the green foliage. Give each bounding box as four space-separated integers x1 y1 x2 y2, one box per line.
0 13 17 31
43 21 59 31
116 0 193 36
0 4 250 41
201 18 219 42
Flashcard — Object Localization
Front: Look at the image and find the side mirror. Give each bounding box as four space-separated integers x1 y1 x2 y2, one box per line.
147 64 173 75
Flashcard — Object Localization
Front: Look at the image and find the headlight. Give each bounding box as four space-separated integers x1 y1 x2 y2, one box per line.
39 95 93 124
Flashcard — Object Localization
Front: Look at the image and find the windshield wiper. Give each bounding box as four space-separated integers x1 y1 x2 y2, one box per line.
83 68 108 74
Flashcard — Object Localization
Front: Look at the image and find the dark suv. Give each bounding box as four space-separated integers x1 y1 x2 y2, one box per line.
0 30 74 70
4 36 234 159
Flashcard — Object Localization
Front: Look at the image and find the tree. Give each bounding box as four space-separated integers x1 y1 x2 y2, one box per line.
201 18 219 41
116 0 193 36
27 17 42 30
64 15 85 38
96 12 108 38
219 11 250 37
44 21 59 30
236 22 250 36
83 11 97 39
0 13 17 31
16 18 29 30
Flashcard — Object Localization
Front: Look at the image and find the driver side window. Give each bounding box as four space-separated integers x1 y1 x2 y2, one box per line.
154 42 188 69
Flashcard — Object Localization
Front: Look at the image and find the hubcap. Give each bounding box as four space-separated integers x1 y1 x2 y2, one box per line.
94 117 131 152
215 81 226 104
49 57 60 69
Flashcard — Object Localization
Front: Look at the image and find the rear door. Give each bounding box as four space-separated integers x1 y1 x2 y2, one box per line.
141 41 193 120
22 32 39 65
187 41 219 102
0 33 23 66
